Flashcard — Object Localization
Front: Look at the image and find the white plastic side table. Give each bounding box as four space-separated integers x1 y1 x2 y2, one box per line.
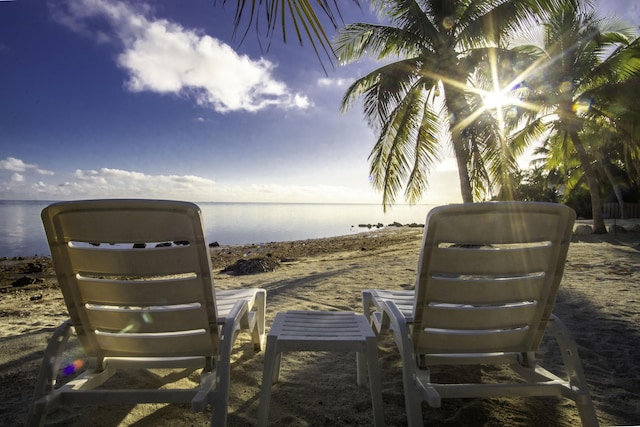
257 310 384 426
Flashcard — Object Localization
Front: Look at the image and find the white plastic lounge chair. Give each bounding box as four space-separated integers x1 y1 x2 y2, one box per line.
367 202 599 427
27 199 266 427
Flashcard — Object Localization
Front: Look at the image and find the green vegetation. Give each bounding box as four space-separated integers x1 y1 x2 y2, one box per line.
334 0 640 231
224 1 640 230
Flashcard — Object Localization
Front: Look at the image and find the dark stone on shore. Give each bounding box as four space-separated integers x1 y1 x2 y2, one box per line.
358 223 383 229
220 257 280 275
11 276 42 287
209 241 220 248
22 262 44 274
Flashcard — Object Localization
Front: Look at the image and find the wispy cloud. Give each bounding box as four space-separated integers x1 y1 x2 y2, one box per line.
0 157 54 175
317 77 351 88
0 158 382 203
50 0 310 113
63 167 218 198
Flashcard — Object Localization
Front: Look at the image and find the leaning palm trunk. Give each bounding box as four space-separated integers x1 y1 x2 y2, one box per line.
569 131 607 233
600 156 628 219
443 85 474 203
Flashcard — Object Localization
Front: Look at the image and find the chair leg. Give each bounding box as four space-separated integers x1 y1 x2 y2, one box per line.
362 290 375 324
547 315 599 427
25 398 47 427
403 381 424 427
575 394 600 427
26 320 74 427
252 290 267 352
210 355 231 427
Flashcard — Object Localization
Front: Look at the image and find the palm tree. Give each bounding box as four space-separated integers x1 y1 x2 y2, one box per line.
511 6 640 232
334 0 577 207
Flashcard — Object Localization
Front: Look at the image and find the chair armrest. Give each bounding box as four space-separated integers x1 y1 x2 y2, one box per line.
381 301 414 360
217 300 249 359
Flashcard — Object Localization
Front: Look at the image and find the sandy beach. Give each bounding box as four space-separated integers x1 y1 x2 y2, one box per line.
1 222 639 426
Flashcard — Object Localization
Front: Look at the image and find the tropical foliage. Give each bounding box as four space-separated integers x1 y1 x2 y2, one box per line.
511 6 640 231
222 1 640 230
334 0 584 207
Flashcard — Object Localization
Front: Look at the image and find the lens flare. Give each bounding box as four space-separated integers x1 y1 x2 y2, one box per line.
62 359 85 376
572 98 592 114
442 16 454 30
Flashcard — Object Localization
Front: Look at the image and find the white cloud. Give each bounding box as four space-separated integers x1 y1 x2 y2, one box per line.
0 157 29 172
0 157 54 175
292 94 312 109
61 167 218 198
51 0 309 113
317 77 351 88
0 161 458 204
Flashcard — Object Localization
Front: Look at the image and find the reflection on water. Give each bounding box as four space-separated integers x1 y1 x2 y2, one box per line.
0 200 53 257
0 201 433 257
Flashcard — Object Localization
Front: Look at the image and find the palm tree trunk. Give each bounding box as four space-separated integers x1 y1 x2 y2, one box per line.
452 138 474 203
569 131 607 233
443 88 474 203
599 155 627 219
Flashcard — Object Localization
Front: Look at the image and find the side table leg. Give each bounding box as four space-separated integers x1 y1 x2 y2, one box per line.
366 338 385 427
258 338 280 427
356 351 367 387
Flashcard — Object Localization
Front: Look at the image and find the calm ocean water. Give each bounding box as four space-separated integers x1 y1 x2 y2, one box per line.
0 200 434 257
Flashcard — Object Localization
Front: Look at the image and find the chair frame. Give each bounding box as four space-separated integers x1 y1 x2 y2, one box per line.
28 199 266 427
364 202 598 426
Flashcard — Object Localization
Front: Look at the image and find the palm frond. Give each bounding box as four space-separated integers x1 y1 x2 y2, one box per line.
404 96 443 203
368 85 439 208
340 58 427 130
216 0 361 71
335 22 430 62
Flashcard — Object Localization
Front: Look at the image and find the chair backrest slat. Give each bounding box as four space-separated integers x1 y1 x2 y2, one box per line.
94 330 213 357
423 302 538 330
421 328 530 353
77 276 207 306
67 244 202 276
428 244 553 277
85 303 209 334
427 275 546 305
412 202 575 355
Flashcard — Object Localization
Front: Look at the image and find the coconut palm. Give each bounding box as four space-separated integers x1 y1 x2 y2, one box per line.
334 0 579 207
511 6 640 232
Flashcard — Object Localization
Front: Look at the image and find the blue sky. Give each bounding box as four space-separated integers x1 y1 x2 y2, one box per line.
1 0 638 204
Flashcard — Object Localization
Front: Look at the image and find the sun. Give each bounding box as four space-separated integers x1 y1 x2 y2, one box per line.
482 89 520 111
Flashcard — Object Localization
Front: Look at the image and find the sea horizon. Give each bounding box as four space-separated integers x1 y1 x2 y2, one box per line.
0 200 435 257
